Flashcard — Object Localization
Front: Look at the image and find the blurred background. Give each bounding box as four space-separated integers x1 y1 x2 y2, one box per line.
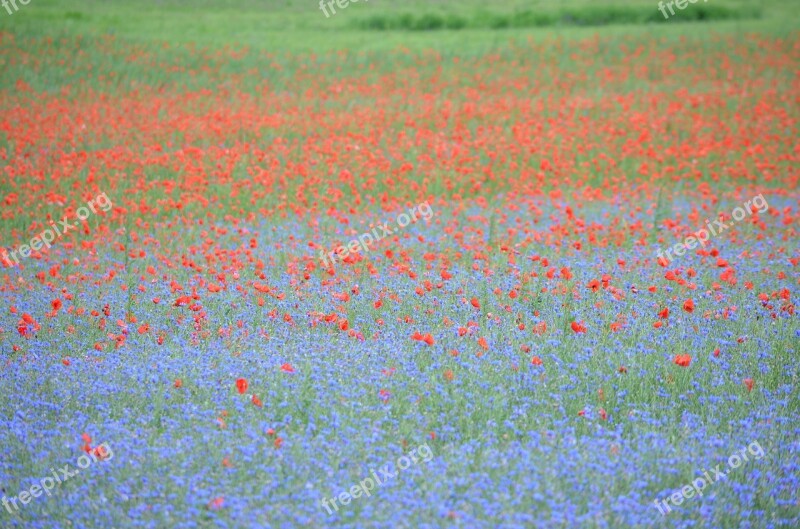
0 0 793 53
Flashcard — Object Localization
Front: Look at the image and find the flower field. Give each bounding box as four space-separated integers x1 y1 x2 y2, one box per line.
0 2 798 528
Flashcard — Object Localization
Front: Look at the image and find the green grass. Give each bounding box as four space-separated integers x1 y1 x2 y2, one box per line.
0 0 795 53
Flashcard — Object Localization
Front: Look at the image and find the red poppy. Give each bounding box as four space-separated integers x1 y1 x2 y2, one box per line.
743 378 754 392
174 296 191 306
93 445 110 460
673 354 692 367
17 313 40 338
280 363 294 373
571 321 586 333
235 378 248 394
531 356 543 366
683 299 695 313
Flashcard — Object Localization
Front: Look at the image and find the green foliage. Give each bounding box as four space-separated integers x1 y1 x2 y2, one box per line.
352 4 761 32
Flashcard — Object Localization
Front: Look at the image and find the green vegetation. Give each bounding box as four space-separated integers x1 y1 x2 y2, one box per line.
353 3 761 31
0 0 795 53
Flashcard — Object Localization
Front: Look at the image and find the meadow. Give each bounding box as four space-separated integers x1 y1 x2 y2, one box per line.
0 1 798 528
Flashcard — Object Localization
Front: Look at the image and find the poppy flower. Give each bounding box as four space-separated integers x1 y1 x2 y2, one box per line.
743 378 754 392
280 363 294 373
531 356 543 366
571 321 586 333
235 378 248 394
93 445 110 460
174 379 183 388
673 354 692 367
683 299 695 313
252 394 263 407
174 296 191 306
17 313 40 338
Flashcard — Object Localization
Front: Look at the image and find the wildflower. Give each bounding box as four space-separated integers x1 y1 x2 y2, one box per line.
673 354 692 367
683 299 695 313
571 321 586 333
280 363 295 373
